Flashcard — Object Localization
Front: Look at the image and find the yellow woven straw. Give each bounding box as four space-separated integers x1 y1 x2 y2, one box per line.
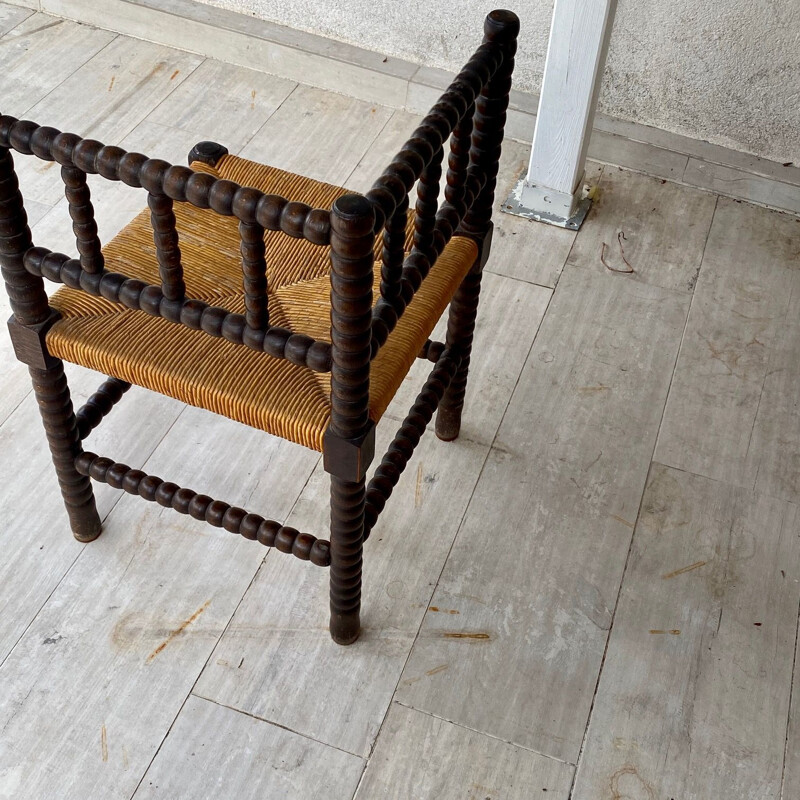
46 156 478 451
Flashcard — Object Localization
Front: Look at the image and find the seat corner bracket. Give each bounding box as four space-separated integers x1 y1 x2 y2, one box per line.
323 422 376 482
7 311 61 369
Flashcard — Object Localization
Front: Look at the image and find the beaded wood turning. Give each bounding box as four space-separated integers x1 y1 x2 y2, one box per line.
0 10 519 645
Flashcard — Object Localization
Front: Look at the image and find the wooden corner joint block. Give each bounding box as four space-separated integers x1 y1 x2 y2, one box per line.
455 222 493 272
323 422 376 482
7 312 61 370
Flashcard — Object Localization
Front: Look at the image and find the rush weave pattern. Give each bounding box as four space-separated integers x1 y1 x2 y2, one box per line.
45 155 477 450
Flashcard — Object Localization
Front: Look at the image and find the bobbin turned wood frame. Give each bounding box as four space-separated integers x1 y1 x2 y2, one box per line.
0 10 519 645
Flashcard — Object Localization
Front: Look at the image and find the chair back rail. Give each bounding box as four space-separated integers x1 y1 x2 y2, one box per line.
148 190 186 301
0 116 333 372
61 165 105 274
20 246 331 371
379 193 407 307
365 15 516 359
239 220 269 330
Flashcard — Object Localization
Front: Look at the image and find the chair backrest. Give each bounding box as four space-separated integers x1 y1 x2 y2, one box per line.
365 10 519 360
0 10 519 379
0 120 335 372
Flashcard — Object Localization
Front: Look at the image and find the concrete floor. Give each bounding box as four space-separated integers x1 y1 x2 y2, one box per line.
1 5 800 799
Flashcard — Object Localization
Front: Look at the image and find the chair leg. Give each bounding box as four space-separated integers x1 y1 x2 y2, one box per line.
326 193 376 645
436 265 483 442
329 476 364 645
0 146 101 542
435 11 519 440
30 362 102 542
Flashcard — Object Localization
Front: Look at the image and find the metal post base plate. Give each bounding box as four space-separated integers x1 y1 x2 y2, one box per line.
500 176 592 231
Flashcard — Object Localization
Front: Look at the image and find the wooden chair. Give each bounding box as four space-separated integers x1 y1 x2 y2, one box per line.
0 10 519 644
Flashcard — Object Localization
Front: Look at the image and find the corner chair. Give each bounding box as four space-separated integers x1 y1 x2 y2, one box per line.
0 10 520 644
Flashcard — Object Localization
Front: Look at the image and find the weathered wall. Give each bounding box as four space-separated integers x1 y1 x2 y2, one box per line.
194 0 800 165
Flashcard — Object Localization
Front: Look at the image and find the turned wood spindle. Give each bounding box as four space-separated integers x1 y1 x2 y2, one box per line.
0 143 101 541
326 194 375 646
412 146 443 262
380 194 408 307
148 192 185 301
61 166 104 274
239 220 269 329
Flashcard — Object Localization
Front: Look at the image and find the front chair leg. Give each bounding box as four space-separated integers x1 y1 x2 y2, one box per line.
435 265 483 442
326 193 376 645
30 362 102 542
328 476 365 645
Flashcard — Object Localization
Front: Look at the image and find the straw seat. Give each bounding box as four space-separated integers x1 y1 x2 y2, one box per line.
46 155 478 450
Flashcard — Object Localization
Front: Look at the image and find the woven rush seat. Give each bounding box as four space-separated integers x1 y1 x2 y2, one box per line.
45 154 478 450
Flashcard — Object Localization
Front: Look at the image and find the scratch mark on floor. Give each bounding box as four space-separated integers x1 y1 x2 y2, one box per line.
662 560 707 579
146 600 211 663
583 450 603 472
610 514 635 529
101 725 108 762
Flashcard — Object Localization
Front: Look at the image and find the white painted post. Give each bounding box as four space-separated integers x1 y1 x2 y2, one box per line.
505 0 617 229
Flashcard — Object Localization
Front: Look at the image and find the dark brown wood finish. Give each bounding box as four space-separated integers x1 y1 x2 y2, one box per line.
30 364 102 541
0 119 334 372
326 193 376 645
148 191 186 301
0 143 102 541
365 22 509 358
459 10 518 239
187 140 229 168
22 246 332 371
435 265 482 441
437 9 519 441
62 165 104 274
380 193 407 308
239 220 269 330
7 313 59 370
0 10 519 643
417 338 447 363
364 349 460 537
74 452 331 565
444 103 475 213
76 376 131 440
411 144 443 261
